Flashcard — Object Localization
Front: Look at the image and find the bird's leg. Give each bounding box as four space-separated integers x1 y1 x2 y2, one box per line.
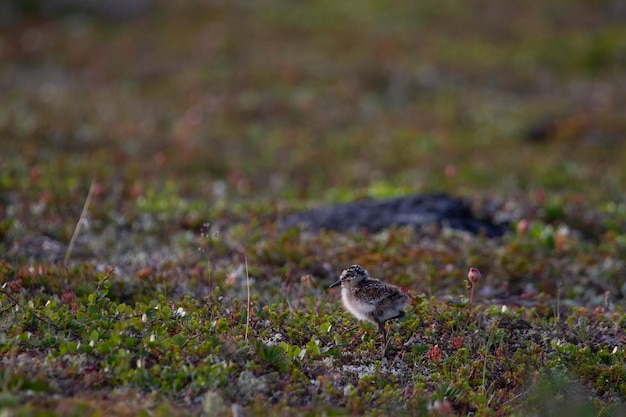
380 312 405 357
376 321 390 357
385 310 405 347
376 321 387 344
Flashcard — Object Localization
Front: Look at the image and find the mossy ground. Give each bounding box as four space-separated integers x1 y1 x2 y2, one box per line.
1 0 626 416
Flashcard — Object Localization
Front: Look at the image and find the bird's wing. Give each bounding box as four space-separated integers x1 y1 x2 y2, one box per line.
354 282 405 305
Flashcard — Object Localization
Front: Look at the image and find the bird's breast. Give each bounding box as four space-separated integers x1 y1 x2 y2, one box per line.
341 288 375 322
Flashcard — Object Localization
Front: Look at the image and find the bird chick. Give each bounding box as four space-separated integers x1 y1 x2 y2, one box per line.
329 264 409 344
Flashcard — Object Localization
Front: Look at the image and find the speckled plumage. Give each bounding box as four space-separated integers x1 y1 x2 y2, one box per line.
329 265 409 343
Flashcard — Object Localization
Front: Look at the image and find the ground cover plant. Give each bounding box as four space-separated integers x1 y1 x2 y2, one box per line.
1 0 626 415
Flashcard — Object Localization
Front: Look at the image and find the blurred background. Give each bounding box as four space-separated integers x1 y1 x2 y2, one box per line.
1 0 625 203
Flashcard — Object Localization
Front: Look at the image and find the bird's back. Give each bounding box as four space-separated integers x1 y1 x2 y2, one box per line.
354 279 408 305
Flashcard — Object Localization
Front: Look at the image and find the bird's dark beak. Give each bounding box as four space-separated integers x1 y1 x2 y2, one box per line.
329 280 341 289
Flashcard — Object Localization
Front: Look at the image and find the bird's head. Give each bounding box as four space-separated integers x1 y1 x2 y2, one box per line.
329 264 368 289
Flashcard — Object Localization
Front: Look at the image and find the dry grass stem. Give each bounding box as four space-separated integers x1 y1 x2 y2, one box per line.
64 179 96 267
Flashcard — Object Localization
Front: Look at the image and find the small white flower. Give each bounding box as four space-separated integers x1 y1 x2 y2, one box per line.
142 313 147 322
150 333 155 343
298 348 306 360
612 346 618 355
137 359 142 369
501 305 508 313
174 307 187 318
90 340 95 347
45 300 50 306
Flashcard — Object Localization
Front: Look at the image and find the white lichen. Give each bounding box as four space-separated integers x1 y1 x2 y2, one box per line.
236 370 268 402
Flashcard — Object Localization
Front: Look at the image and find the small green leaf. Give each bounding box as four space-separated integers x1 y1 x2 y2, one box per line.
321 321 333 334
306 337 321 357
66 341 77 353
96 342 109 354
78 344 93 354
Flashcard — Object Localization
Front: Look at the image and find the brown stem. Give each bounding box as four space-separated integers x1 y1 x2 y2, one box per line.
468 282 476 315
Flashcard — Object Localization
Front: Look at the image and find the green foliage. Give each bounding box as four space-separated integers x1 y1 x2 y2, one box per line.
254 340 288 372
2 251 626 415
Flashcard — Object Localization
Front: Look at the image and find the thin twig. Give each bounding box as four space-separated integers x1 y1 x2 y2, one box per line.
65 179 96 267
244 256 250 343
340 324 359 336
555 281 562 334
181 333 199 349
501 386 533 408
0 288 60 330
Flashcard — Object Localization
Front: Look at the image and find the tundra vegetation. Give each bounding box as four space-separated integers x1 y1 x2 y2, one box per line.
1 0 626 416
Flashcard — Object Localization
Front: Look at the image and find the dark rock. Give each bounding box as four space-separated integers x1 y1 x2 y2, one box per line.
281 193 507 237
1 0 152 25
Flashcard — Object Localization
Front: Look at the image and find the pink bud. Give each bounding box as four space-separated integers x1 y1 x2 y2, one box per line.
517 219 529 235
445 164 457 178
468 268 481 284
